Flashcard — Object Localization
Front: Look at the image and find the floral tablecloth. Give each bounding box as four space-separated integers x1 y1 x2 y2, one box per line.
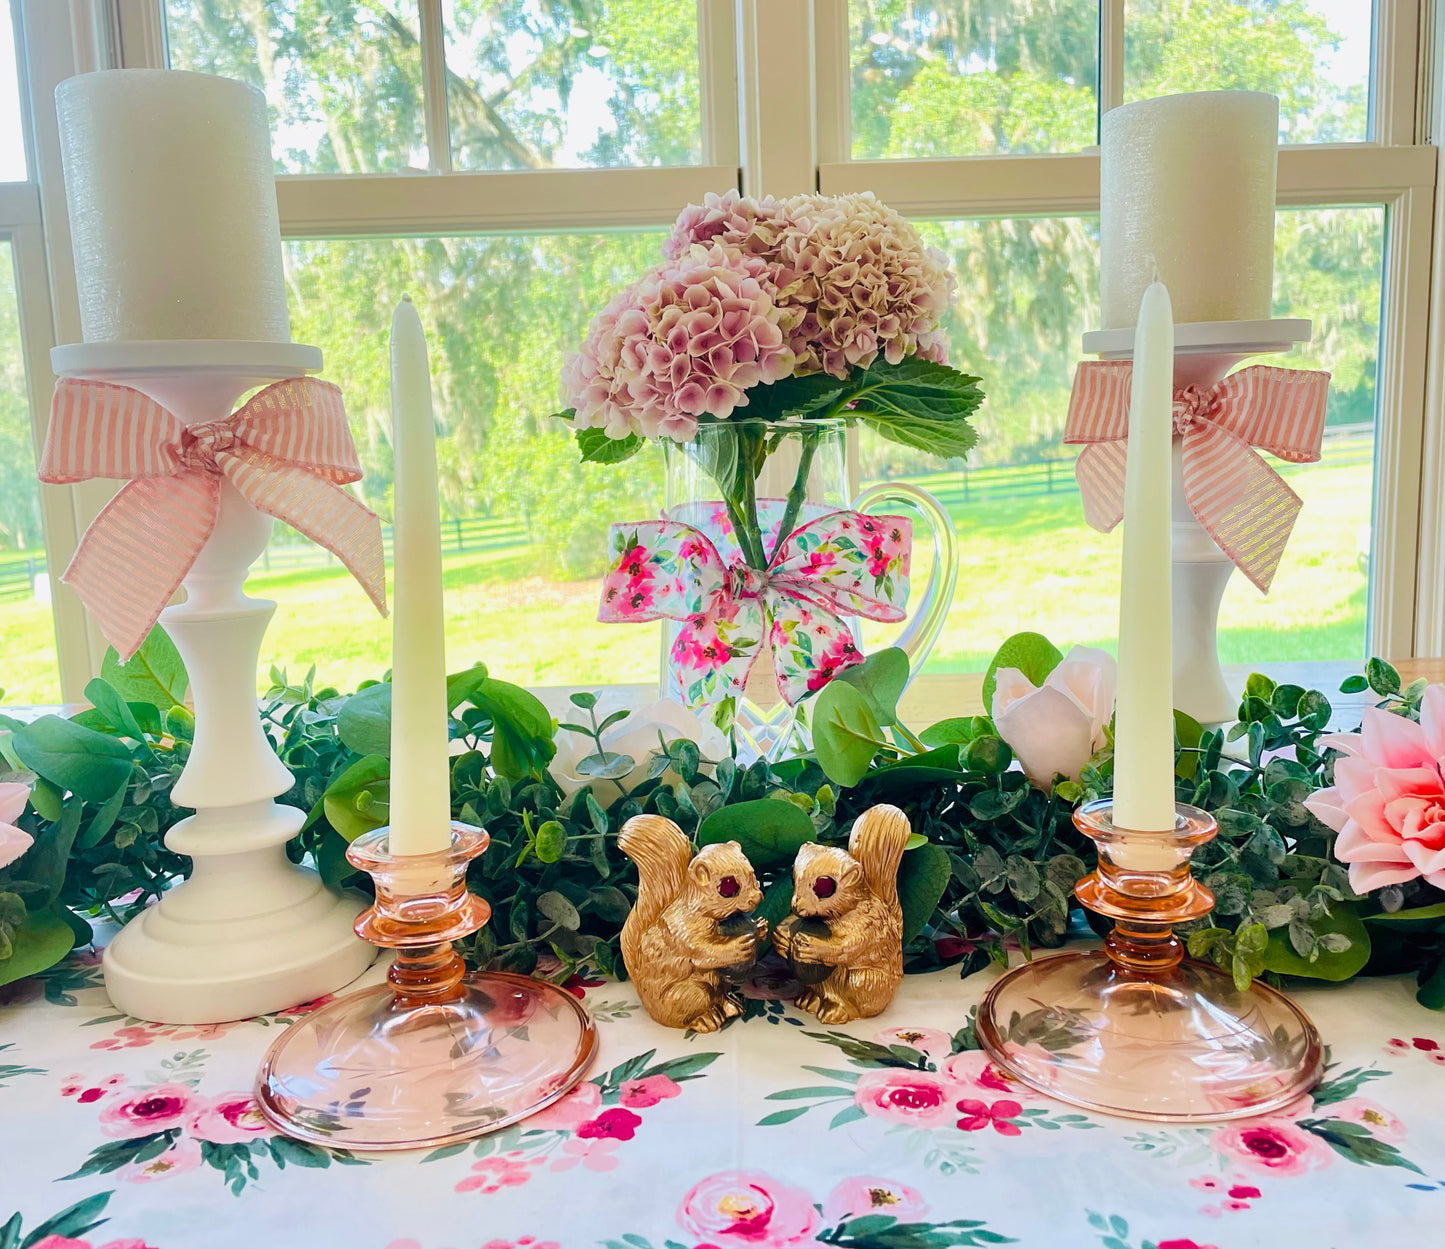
3 944 1444 1249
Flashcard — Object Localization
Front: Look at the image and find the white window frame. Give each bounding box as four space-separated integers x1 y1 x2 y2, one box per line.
8 0 1444 700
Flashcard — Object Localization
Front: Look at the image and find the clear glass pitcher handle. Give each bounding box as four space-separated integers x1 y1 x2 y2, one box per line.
850 481 958 678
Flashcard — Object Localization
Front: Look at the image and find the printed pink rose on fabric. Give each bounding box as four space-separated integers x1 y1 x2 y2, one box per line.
123 1135 202 1183
678 1171 821 1248
992 646 1117 789
186 1092 270 1144
940 1050 1026 1097
576 1108 643 1141
99 1084 196 1138
854 1069 966 1129
620 1074 682 1109
1210 1118 1331 1177
0 781 33 869
1329 1098 1407 1142
1306 685 1445 891
872 1026 953 1059
526 1079 602 1131
824 1176 927 1224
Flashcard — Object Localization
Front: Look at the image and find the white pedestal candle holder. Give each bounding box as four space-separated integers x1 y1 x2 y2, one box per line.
1079 319 1312 725
52 339 377 1024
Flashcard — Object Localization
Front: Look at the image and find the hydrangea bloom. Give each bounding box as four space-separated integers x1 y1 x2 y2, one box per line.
563 192 956 443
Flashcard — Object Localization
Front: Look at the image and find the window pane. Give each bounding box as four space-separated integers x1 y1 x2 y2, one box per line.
164 2 429 173
0 9 27 181
1124 0 1372 143
0 241 59 703
851 0 1098 159
253 232 667 693
858 205 1381 675
443 0 702 169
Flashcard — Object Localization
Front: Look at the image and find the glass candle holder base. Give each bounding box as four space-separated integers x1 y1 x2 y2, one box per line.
256 824 598 1151
979 800 1323 1122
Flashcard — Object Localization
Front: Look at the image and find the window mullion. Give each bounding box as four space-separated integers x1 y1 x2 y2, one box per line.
1374 0 1423 144
737 0 815 196
418 0 451 173
698 0 739 172
1099 0 1124 122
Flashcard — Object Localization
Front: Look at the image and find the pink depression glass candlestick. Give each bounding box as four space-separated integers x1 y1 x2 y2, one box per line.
256 822 598 1151
978 798 1323 1122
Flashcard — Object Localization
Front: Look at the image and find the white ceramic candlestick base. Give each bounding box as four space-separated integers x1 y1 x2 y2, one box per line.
1080 320 1312 726
52 340 377 1024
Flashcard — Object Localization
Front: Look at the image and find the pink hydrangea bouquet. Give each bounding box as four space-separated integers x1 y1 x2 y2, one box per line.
556 190 983 570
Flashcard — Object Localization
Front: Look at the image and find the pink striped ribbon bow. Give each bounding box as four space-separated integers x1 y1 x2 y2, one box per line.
1064 362 1330 592
39 375 387 660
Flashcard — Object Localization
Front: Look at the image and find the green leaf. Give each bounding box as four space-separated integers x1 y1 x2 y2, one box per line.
1173 709 1203 780
576 426 644 465
897 841 950 943
10 716 132 804
812 680 884 787
981 632 1063 719
82 678 152 748
100 626 188 711
1417 958 1445 1011
919 715 992 748
858 412 978 459
1363 901 1445 929
964 736 1013 776
322 755 390 842
741 370 852 422
0 908 76 987
471 678 557 780
1263 901 1370 981
19 1191 112 1248
697 799 815 870
20 799 83 907
337 682 392 756
1366 657 1401 696
857 356 985 425
1339 674 1369 694
537 890 582 931
756 875 795 932
757 1106 811 1126
835 647 909 727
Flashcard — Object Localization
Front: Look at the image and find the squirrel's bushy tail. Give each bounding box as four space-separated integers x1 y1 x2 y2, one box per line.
848 804 911 909
619 814 692 949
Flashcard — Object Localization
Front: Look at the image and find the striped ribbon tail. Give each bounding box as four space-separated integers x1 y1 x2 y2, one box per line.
39 375 386 660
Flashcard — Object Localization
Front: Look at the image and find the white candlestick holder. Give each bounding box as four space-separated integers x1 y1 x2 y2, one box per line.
1079 319 1312 726
51 339 377 1024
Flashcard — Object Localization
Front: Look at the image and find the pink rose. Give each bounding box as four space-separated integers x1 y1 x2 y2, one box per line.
678 1171 821 1248
96 1242 160 1249
940 1049 1026 1096
620 1074 682 1108
1306 685 1445 891
872 1027 953 1059
1327 1098 1407 1142
1210 1118 1331 1177
526 1079 602 1131
823 1176 927 1224
186 1092 270 1144
992 646 1116 789
0 781 33 869
854 1069 966 1128
123 1135 202 1183
99 1084 196 1138
576 1108 643 1141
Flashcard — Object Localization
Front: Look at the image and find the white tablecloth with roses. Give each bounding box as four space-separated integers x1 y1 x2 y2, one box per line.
3 941 1444 1249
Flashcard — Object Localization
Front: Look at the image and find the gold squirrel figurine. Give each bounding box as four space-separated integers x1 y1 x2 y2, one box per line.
773 804 912 1024
618 814 767 1031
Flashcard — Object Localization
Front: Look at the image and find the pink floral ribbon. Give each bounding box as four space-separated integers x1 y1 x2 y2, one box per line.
599 507 911 707
1064 361 1330 592
39 375 387 660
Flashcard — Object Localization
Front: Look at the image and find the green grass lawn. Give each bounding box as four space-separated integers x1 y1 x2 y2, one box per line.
0 455 1371 702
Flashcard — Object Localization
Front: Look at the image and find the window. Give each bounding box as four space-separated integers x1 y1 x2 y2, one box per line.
1 0 1439 704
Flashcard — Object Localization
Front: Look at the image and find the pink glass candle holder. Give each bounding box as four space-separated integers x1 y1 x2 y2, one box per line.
256 822 598 1151
977 798 1323 1122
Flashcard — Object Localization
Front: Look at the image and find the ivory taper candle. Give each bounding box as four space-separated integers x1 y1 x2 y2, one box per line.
1112 281 1177 833
56 69 289 343
387 297 452 856
1101 91 1277 329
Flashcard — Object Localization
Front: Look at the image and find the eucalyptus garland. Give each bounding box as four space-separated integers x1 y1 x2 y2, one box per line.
2 628 1443 1011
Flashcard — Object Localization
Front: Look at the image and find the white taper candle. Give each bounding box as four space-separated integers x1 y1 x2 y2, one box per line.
1112 281 1177 833
387 297 452 856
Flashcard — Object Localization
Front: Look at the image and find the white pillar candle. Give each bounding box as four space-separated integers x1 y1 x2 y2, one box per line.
56 69 290 343
1112 282 1177 833
1101 91 1277 329
387 298 452 856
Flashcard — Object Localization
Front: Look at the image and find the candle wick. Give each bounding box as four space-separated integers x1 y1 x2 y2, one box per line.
1144 252 1161 285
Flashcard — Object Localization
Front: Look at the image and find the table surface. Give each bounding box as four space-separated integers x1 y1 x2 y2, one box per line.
4 658 1445 1248
3 940 1444 1248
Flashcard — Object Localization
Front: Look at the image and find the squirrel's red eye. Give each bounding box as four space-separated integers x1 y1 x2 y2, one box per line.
813 876 837 898
718 875 740 898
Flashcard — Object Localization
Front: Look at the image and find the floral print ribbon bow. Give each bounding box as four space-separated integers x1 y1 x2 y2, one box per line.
1065 361 1329 593
38 375 387 660
600 502 911 707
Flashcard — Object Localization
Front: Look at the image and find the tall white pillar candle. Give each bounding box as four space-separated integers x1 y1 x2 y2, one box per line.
1101 91 1277 329
387 298 452 856
56 69 290 343
1113 282 1177 833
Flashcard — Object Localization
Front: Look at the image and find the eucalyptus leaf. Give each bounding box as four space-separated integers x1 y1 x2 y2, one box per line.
897 841 950 944
337 681 392 757
812 680 884 787
100 626 188 711
696 799 814 869
980 632 1063 719
10 716 132 804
